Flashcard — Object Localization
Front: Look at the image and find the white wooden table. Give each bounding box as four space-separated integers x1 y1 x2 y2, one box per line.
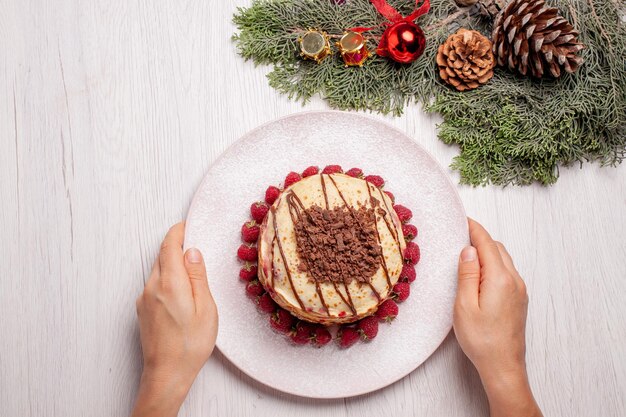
1 1 625 416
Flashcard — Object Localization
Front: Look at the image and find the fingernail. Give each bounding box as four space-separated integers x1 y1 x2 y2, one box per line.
186 248 202 264
460 246 477 262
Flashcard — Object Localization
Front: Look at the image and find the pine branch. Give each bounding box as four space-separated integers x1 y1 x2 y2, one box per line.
233 0 626 186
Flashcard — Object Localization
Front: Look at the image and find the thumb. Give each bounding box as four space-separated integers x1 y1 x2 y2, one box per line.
456 246 481 308
184 248 214 309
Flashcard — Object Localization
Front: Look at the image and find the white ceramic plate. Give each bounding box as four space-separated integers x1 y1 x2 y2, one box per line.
184 111 468 399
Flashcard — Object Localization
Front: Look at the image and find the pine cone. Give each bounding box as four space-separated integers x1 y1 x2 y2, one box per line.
436 29 495 92
491 0 584 78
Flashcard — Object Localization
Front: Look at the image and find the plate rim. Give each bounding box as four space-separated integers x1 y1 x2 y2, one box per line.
185 110 468 399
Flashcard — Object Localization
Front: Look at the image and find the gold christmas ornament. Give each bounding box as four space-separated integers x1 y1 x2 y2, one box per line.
299 30 331 63
491 0 584 78
336 31 369 67
436 28 495 91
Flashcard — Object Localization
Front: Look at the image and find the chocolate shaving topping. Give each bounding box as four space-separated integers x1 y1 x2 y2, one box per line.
293 203 382 285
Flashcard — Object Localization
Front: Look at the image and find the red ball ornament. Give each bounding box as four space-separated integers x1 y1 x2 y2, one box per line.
377 21 426 64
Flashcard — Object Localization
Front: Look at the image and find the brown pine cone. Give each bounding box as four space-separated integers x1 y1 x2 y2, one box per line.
492 0 584 78
436 29 495 92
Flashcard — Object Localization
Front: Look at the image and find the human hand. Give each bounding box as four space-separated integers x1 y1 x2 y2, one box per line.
132 223 218 417
453 219 541 417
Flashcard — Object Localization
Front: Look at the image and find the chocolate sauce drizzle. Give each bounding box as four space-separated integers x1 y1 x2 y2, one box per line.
320 173 329 210
327 175 383 304
270 235 276 289
377 187 403 255
271 206 306 310
312 183 359 315
366 184 393 291
285 187 357 315
285 192 331 316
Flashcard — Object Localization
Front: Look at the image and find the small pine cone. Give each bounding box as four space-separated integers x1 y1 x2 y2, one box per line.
491 0 584 78
436 29 495 92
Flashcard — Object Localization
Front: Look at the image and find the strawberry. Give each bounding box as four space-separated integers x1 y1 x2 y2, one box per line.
365 175 385 188
270 309 295 334
338 326 360 348
400 264 416 283
284 171 302 188
375 299 399 322
265 186 281 205
322 165 343 174
393 205 413 223
402 224 418 241
404 241 421 265
392 282 411 302
239 263 258 282
245 280 264 298
241 220 260 243
257 293 277 313
237 244 258 262
357 316 379 340
302 166 320 177
384 190 395 204
345 167 363 178
312 326 332 346
250 201 270 223
290 321 313 345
